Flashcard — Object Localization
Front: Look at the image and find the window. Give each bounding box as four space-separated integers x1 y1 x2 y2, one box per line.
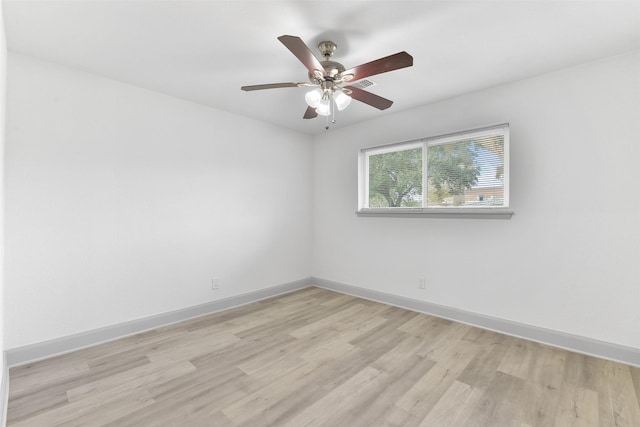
359 124 511 217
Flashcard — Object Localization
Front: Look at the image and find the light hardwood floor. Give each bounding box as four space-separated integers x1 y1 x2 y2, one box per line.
7 287 640 426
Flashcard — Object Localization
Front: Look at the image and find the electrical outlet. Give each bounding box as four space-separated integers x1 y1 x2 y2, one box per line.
211 278 219 290
417 276 426 289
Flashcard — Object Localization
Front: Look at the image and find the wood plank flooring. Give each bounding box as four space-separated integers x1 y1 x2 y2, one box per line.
7 287 640 426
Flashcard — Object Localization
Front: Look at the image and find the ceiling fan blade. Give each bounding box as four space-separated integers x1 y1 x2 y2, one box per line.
278 35 327 77
340 51 413 82
345 86 394 110
241 82 305 91
303 106 318 119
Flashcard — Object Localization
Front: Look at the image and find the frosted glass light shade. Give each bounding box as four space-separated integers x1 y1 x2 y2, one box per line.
334 91 352 111
316 99 331 116
305 88 323 108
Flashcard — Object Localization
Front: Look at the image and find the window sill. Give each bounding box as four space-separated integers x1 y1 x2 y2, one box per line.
356 208 514 219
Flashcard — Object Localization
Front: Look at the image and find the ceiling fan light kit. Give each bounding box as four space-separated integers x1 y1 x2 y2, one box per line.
334 90 352 111
241 35 413 129
304 88 323 108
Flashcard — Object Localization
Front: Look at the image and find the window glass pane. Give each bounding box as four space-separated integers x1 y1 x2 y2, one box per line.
427 134 504 207
368 147 423 207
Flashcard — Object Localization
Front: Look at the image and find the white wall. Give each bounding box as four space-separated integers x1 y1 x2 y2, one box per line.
5 54 312 349
312 51 640 349
1 0 7 419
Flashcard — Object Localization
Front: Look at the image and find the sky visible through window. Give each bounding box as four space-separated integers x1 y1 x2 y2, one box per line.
472 143 503 189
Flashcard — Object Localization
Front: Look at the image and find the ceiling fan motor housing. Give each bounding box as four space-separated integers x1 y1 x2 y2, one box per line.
311 60 345 80
308 41 347 82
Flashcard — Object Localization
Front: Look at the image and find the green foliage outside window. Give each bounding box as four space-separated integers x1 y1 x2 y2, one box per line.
368 141 481 207
368 148 422 207
427 141 480 205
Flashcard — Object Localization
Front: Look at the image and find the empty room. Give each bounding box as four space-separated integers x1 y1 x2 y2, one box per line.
0 1 639 426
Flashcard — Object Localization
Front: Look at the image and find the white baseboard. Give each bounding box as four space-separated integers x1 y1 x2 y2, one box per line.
6 278 313 367
1 354 8 427
312 277 640 367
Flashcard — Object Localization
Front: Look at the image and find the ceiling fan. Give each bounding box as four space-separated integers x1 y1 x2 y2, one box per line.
241 35 413 126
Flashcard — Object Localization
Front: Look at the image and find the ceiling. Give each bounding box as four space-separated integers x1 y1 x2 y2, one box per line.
4 1 640 135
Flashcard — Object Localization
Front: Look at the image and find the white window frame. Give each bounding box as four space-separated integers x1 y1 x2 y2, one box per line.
358 124 513 219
